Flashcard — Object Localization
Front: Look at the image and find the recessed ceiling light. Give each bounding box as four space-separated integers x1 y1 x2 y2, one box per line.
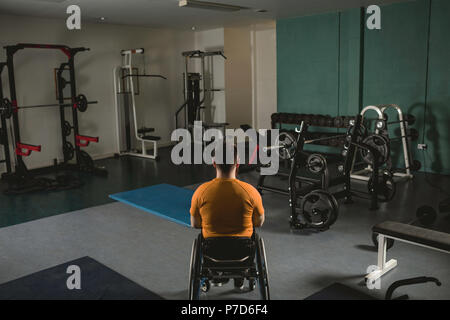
99 17 106 21
179 0 248 12
191 26 196 31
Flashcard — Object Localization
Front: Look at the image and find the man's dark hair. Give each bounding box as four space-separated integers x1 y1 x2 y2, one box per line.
213 141 238 174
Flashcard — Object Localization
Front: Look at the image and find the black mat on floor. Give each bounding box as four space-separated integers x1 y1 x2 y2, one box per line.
305 283 375 300
0 256 164 300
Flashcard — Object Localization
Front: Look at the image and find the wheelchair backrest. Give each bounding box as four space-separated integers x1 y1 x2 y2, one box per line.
202 237 255 261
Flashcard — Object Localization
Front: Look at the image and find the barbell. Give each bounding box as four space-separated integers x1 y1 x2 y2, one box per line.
265 131 350 160
0 94 97 119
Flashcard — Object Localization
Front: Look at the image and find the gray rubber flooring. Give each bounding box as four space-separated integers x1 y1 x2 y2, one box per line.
0 171 449 300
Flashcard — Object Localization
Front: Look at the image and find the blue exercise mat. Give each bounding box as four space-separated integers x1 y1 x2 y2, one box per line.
109 183 193 227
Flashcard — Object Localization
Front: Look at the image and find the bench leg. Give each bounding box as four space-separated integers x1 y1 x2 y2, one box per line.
366 235 397 284
142 140 147 156
141 140 158 159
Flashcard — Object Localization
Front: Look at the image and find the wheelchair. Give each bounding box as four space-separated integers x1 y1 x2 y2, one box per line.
188 232 270 300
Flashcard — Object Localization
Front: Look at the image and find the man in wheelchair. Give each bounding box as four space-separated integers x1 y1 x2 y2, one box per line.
189 142 270 299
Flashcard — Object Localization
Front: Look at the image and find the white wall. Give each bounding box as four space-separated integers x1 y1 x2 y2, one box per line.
252 22 277 130
0 14 194 171
0 14 277 173
224 25 254 129
224 22 277 130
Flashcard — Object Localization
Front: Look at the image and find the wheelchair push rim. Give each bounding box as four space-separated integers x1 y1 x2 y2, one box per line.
255 234 270 300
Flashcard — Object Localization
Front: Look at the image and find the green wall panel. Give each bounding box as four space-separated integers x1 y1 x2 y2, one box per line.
277 13 339 116
338 8 362 116
363 0 429 168
276 0 450 174
425 0 450 174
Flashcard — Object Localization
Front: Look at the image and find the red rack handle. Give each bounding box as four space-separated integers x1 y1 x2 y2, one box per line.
76 135 99 147
16 143 42 156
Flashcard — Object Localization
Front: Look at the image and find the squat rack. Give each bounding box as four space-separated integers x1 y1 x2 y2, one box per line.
2 43 106 180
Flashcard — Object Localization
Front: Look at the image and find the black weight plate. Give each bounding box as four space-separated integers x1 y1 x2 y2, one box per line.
416 205 437 226
301 190 339 229
307 154 327 174
346 123 367 145
76 94 88 112
333 116 344 128
63 141 75 161
63 121 72 137
360 134 390 166
409 128 419 141
275 132 297 160
405 114 416 125
2 98 13 119
368 173 396 202
410 159 421 171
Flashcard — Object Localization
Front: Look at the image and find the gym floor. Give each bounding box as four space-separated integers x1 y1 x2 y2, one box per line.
0 148 449 300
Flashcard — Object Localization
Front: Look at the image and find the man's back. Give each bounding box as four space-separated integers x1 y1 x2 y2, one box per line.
190 178 264 238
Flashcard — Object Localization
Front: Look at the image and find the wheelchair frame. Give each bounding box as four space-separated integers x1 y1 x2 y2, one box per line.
188 232 270 300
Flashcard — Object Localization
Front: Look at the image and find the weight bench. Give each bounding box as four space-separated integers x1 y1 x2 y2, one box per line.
366 221 450 283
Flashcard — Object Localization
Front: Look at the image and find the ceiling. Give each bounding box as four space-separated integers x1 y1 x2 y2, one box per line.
0 0 410 29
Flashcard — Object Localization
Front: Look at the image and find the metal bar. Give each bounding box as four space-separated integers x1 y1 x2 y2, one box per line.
1 100 98 110
259 185 289 196
122 74 167 80
6 46 27 175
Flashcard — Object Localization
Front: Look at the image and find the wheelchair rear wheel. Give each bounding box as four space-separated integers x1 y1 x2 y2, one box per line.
188 235 202 300
255 234 270 300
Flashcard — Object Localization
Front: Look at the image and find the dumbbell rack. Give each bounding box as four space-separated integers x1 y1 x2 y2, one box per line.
350 104 415 182
1 43 107 189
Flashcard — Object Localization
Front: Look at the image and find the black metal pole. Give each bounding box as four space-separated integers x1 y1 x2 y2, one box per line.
358 7 366 111
0 63 12 174
6 47 28 176
67 54 81 167
57 63 69 163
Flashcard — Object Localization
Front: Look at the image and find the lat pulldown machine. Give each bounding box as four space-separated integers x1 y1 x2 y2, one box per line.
175 50 228 134
114 48 166 160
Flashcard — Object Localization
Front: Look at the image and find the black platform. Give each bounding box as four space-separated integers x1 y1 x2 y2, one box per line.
305 283 375 300
0 256 164 300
